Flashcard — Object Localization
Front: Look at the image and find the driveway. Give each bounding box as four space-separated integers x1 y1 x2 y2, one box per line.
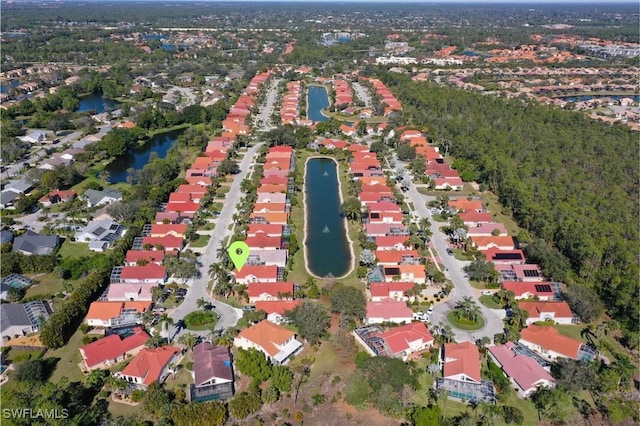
168 143 264 338
390 157 505 342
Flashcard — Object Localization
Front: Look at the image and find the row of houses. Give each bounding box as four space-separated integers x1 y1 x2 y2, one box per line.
333 79 353 110
280 80 305 125
400 129 464 191
76 72 277 401
361 77 402 116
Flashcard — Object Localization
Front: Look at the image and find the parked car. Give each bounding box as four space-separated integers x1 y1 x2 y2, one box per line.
243 305 256 311
446 248 453 255
427 306 434 315
481 290 493 296
413 312 427 321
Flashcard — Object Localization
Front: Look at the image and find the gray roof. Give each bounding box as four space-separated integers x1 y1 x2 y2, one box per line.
0 191 20 206
83 188 123 206
3 179 33 194
0 230 14 244
193 342 233 387
12 230 60 255
0 301 50 333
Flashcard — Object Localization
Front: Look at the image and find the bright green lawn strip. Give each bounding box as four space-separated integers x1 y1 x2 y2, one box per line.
479 295 502 309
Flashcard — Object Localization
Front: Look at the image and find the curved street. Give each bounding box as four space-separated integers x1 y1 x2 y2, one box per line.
392 159 505 342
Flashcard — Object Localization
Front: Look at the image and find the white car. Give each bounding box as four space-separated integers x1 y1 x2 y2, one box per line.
427 306 434 315
412 312 426 321
481 290 493 296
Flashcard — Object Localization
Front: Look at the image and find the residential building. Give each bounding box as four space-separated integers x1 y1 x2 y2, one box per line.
488 342 555 398
12 231 60 255
437 341 496 403
246 249 288 268
247 282 294 304
519 301 573 325
369 282 417 302
190 343 235 402
365 300 413 324
115 346 180 388
118 264 167 285
74 219 126 246
82 189 123 207
0 301 50 344
79 327 150 371
501 282 556 301
520 325 594 361
233 265 279 284
38 189 77 207
85 301 150 327
354 322 434 361
106 284 155 302
254 300 301 324
234 320 302 365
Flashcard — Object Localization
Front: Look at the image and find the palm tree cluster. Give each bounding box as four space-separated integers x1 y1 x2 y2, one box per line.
453 296 482 323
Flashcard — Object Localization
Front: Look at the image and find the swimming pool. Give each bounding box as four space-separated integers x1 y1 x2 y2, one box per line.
1 274 33 289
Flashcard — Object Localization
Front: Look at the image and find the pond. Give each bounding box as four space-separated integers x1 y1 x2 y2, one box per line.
105 128 184 183
0 80 19 94
78 93 120 113
304 157 353 277
307 85 330 123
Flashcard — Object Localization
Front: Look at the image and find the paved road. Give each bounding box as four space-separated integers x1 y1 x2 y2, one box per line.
169 143 265 338
389 156 505 342
254 77 281 131
352 82 373 108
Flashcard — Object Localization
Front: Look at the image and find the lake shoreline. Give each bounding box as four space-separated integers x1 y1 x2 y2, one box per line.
302 155 355 279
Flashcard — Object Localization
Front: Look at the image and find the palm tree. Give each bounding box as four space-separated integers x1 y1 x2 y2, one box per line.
455 296 476 320
196 297 208 309
159 314 174 344
178 332 198 352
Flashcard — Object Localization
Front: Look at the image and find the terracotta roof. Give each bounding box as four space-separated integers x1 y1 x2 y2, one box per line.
247 224 284 236
255 300 301 315
369 282 415 298
120 263 166 280
501 281 555 298
149 223 187 236
247 282 294 298
443 341 482 382
518 301 573 319
488 342 555 391
366 300 412 320
245 235 282 249
118 346 180 385
234 265 279 280
375 236 411 249
193 343 233 387
448 198 484 212
141 235 183 250
236 320 296 357
458 211 494 224
374 250 420 264
125 250 165 265
80 326 150 368
520 325 582 358
86 301 124 320
378 322 434 354
471 235 515 249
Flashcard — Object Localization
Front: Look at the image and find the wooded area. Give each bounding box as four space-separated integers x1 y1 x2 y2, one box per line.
382 73 639 344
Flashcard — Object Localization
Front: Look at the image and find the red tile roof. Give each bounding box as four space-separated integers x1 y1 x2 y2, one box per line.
234 265 279 280
255 300 301 314
236 320 297 357
80 326 150 368
120 263 167 280
520 325 582 358
369 282 415 298
444 341 482 382
488 342 555 391
374 250 420 264
518 301 573 319
366 300 412 320
247 282 294 298
378 322 434 354
125 250 165 265
118 346 180 385
245 235 282 249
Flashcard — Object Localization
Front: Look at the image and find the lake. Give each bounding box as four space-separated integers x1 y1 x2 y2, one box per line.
0 80 19 94
78 94 120 113
307 85 330 123
105 128 184 183
304 157 352 277
557 94 640 103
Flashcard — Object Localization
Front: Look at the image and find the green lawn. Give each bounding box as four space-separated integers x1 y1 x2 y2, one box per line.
58 240 92 259
453 248 474 261
479 295 502 309
447 311 485 331
47 328 86 383
480 191 523 236
24 272 67 298
553 324 585 342
189 234 210 248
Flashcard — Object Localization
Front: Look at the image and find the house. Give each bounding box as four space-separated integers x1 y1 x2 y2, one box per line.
85 301 150 327
247 282 294 303
249 211 288 225
458 211 494 227
247 224 284 238
383 265 427 284
354 322 434 362
79 327 150 371
470 235 515 251
481 248 526 265
244 235 282 250
233 265 279 284
190 343 235 402
141 235 183 252
82 189 123 207
448 198 484 213
501 282 556 301
255 300 301 324
106 283 156 302
38 189 77 207
234 320 303 365
119 263 167 285
437 341 496 403
374 250 421 266
75 219 125 246
0 230 14 244
0 191 20 209
2 179 33 196
520 325 590 361
256 193 287 204
369 282 416 302
497 264 544 282
12 231 60 255
365 300 413 324
375 236 411 251
115 346 180 388
433 178 463 191
364 223 408 237
125 250 165 266
0 301 50 344
246 249 289 268
466 223 508 238
18 130 46 144
519 301 574 325
488 342 555 398
149 224 187 238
